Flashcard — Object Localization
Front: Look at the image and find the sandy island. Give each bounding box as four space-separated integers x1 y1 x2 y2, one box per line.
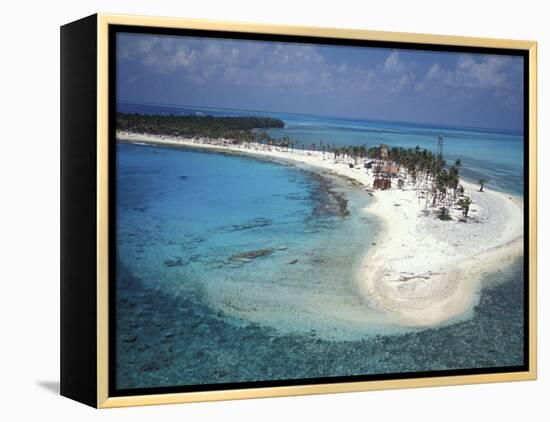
117 131 524 328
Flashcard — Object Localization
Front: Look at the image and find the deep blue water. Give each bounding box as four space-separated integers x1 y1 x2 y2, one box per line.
118 101 524 195
115 102 525 390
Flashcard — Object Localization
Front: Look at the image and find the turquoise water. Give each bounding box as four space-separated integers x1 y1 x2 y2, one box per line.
115 103 525 391
116 142 385 340
118 101 524 195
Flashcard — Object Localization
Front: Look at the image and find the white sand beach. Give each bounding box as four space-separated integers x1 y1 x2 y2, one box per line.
117 131 524 328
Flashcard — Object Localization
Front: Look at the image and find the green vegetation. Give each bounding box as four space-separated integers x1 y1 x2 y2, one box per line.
351 145 464 211
457 196 472 218
257 140 466 214
479 178 487 192
116 113 285 142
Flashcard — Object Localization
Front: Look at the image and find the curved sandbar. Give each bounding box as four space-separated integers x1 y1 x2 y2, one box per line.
117 131 524 329
359 181 523 327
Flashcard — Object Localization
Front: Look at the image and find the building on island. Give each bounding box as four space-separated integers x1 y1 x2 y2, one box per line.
372 144 394 190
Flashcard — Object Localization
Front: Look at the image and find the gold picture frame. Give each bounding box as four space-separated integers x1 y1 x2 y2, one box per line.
60 13 537 408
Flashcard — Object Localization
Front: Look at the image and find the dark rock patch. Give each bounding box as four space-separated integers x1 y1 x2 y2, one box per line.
308 173 350 218
164 257 184 267
221 218 273 232
228 248 274 263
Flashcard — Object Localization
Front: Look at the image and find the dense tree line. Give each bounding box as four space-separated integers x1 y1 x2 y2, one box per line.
249 139 467 217
116 113 285 141
361 145 466 218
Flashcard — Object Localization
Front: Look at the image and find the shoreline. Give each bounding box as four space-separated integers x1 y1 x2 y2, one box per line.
117 131 524 328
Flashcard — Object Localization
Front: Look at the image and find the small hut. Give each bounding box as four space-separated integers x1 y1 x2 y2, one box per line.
373 178 391 189
372 144 393 190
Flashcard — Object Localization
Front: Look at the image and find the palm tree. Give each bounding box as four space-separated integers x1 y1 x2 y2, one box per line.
457 196 472 218
447 159 462 205
479 178 487 192
360 145 367 166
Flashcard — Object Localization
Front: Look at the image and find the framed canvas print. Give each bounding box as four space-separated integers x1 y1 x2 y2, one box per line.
60 14 537 408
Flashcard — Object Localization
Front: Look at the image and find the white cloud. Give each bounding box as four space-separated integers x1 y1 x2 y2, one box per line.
118 35 520 107
119 36 198 74
383 50 402 72
414 54 522 108
119 34 380 96
454 55 510 88
422 55 513 90
380 50 416 93
426 63 441 80
389 74 412 93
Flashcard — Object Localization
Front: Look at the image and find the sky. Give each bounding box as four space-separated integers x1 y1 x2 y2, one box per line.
116 32 524 131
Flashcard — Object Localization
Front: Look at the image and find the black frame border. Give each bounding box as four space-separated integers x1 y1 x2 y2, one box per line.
107 24 530 398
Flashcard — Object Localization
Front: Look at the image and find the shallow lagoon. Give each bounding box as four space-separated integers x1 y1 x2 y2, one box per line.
115 142 524 390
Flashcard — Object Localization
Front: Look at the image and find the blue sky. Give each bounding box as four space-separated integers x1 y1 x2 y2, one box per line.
117 33 524 131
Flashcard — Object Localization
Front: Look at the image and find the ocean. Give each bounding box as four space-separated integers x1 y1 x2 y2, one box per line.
118 101 525 195
115 101 525 390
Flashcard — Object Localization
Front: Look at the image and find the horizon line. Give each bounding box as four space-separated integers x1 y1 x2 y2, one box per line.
117 99 524 135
